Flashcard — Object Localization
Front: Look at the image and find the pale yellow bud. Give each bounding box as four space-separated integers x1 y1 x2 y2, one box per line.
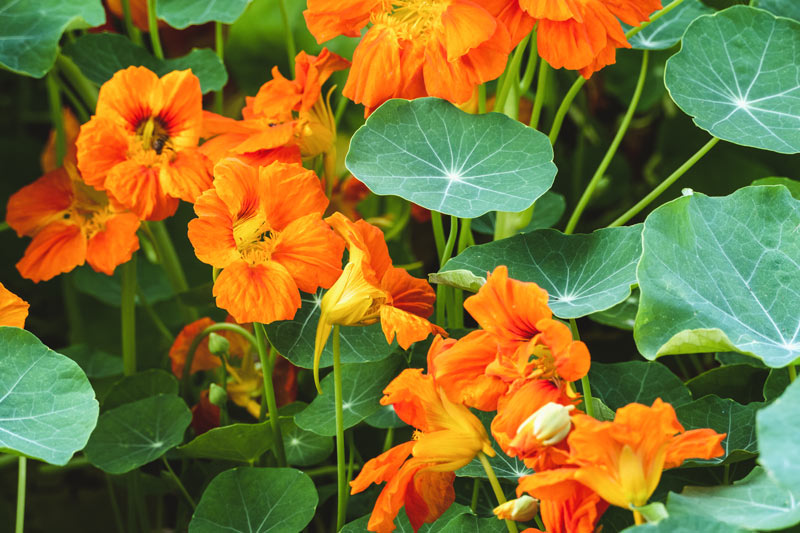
517 402 575 446
493 495 539 522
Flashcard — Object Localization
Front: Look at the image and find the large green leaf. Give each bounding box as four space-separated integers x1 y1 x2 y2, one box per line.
0 327 99 465
440 226 642 319
685 364 767 403
622 514 747 533
280 418 334 466
157 0 252 28
668 467 800 530
586 361 692 411
675 395 759 465
629 0 714 50
343 504 472 533
664 6 800 153
266 290 395 369
62 33 228 93
751 0 800 22
345 98 557 218
437 514 507 532
189 467 317 532
0 0 105 78
752 177 800 199
178 422 272 464
456 411 532 480
762 367 790 401
294 355 404 436
757 379 800 492
101 369 178 411
635 187 800 366
84 393 191 474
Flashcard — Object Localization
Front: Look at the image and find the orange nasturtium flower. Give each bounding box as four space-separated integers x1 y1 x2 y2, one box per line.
521 478 609 533
188 159 345 324
518 399 726 511
6 160 140 283
351 352 494 533
314 212 442 391
76 66 212 221
0 283 29 328
304 0 521 111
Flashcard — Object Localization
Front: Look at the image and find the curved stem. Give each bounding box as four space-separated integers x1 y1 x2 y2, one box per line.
608 137 720 227
565 50 649 234
570 319 594 418
333 325 348 531
120 0 143 45
214 22 225 114
529 59 549 130
180 323 258 397
162 457 196 510
254 324 287 467
278 0 297 76
45 70 66 167
147 0 164 59
519 36 538 94
495 34 531 113
56 55 98 111
478 452 518 533
789 364 797 383
548 77 586 146
121 255 138 376
15 457 26 533
625 0 686 41
431 211 446 264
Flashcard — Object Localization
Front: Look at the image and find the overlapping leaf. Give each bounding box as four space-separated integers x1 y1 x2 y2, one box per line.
629 0 714 50
623 514 747 533
157 0 252 28
675 395 759 465
635 186 800 367
752 0 800 22
101 369 178 411
346 98 556 218
589 361 692 411
178 422 272 463
456 411 532 480
757 379 800 493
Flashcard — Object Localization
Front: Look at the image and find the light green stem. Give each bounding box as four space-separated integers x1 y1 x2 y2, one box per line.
625 0 686 41
180 323 258 397
789 364 797 383
608 137 720 227
548 77 586 145
470 478 480 513
0 222 9 232
214 22 225 114
120 0 143 45
478 452 518 533
254 324 287 467
495 34 531 113
105 474 125 533
570 319 594 418
147 221 189 292
121 255 138 376
565 50 649 234
278 0 297 76
147 0 164 59
529 59 549 130
519 36 537 94
333 325 347 531
56 55 98 111
431 211 446 264
162 457 196 509
15 457 26 533
383 427 394 453
45 71 66 167
478 84 486 114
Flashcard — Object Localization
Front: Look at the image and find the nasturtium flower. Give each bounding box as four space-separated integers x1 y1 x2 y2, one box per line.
521 477 609 533
6 160 140 283
351 355 494 533
77 66 212 221
0 283 29 328
493 495 539 523
314 212 442 391
188 159 344 324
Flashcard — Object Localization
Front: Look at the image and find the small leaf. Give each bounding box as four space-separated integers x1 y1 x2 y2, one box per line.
101 369 178 411
190 467 317 532
0 0 105 77
665 6 800 153
60 344 123 378
675 395 759 465
84 394 191 474
157 0 252 28
363 403 405 429
456 411 532 480
762 368 790 401
428 270 485 293
294 355 404 436
0 327 99 465
441 226 642 319
715 351 767 368
635 187 800 367
266 290 396 369
178 422 272 463
757 379 800 493
622 514 748 532
346 98 557 218
628 0 714 50
631 502 668 523
588 361 692 411
280 418 334 466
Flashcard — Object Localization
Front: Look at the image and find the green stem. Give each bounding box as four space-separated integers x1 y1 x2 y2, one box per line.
470 478 480 513
529 59 549 130
121 255 138 376
147 0 164 60
478 84 486 114
788 364 797 383
478 452 518 533
382 427 394 453
120 0 143 45
608 137 720 227
625 0 686 41
56 76 90 123
62 275 85 344
570 319 594 418
56 55 98 111
147 221 188 292
0 222 9 232
105 474 125 533
162 458 196 510
278 0 297 76
214 22 225 114
333 325 347 531
15 457 26 533
431 211 446 264
565 50 649 234
334 94 348 127
136 288 173 344
441 216 458 266
519 36 537 94
180 323 258 397
45 70 66 167
254 324 287 467
548 77 586 145
495 34 531 113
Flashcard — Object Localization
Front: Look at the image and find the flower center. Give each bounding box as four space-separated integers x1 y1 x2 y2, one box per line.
233 213 277 265
375 0 450 41
135 116 172 156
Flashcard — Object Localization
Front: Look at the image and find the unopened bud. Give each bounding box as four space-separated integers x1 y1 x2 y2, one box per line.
517 403 575 446
208 332 230 356
493 495 539 522
208 383 228 407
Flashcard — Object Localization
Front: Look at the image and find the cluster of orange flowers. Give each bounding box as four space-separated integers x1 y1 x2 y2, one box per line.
351 266 725 532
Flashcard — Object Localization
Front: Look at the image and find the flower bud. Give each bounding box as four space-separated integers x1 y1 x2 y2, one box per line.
208 383 228 407
493 495 539 522
517 403 575 446
208 332 230 356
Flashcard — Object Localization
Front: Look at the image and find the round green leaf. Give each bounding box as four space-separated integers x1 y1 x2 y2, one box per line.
345 97 557 218
456 411 532 480
623 514 748 533
178 422 272 464
157 0 252 28
757 379 800 493
685 364 767 403
294 355 404 436
60 344 123 378
440 226 643 319
84 393 191 474
635 186 800 367
101 369 178 411
675 395 759 465
189 467 317 533
266 290 395 369
0 0 104 78
751 0 800 22
63 33 228 93
665 6 800 153
363 403 405 429
589 361 692 411
0 327 99 465
280 419 334 466
629 0 714 50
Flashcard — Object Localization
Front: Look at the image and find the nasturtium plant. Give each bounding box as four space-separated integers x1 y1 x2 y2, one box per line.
628 0 715 50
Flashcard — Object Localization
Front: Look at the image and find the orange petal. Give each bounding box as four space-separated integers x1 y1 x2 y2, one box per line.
492 379 570 451
422 36 475 104
342 24 402 108
76 118 130 190
260 161 329 230
326 213 393 280
157 69 203 149
518 0 581 21
603 0 662 26
16 222 86 282
188 188 240 268
381 267 435 319
0 283 29 328
441 0 496 61
379 305 442 349
213 260 301 324
405 469 456 531
665 429 726 469
350 440 416 494
41 108 80 173
381 368 441 432
86 213 141 276
6 168 73 237
517 468 582 501
104 159 179 221
303 0 385 42
95 66 162 132
169 317 221 377
161 149 213 204
366 459 427 533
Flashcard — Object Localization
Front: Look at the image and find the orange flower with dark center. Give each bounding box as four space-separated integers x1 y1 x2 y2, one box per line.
6 160 140 283
351 359 494 533
188 159 344 324
0 283 29 328
77 66 212 221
